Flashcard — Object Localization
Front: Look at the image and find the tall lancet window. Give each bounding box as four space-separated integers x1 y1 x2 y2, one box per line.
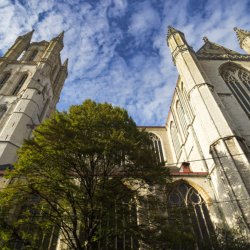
12 73 28 95
27 49 38 61
0 73 11 90
168 182 214 248
170 121 181 158
176 101 188 137
220 63 250 116
149 133 165 164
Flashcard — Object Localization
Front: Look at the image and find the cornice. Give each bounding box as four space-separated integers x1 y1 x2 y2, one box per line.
197 53 250 61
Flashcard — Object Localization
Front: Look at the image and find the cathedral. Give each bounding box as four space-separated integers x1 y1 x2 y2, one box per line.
0 26 250 248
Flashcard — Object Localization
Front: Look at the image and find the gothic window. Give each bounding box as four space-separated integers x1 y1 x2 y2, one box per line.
27 49 38 61
149 133 165 164
176 101 188 137
170 121 181 158
0 104 7 119
0 73 11 90
12 74 28 95
220 63 250 116
168 182 214 247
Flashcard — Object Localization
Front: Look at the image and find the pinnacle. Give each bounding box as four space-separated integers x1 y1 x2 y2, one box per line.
19 29 34 41
51 31 64 44
166 26 184 42
234 27 250 48
62 58 68 68
57 31 64 39
203 36 209 43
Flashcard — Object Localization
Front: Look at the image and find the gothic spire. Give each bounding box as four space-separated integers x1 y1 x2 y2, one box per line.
234 27 250 48
52 31 64 42
57 31 64 40
18 29 34 41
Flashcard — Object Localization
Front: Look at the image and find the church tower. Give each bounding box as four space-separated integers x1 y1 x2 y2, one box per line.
0 30 68 166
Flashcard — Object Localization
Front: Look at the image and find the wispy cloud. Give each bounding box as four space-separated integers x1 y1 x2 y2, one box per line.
0 0 249 125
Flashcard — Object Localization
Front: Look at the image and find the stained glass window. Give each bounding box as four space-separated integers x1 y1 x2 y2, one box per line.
168 182 214 247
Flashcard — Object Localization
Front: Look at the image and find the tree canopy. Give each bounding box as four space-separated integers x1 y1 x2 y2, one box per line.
0 100 170 250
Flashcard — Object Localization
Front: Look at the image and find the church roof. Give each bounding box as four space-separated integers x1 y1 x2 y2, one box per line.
196 37 250 61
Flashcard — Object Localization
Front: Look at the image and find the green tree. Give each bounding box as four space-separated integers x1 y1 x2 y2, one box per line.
0 100 169 250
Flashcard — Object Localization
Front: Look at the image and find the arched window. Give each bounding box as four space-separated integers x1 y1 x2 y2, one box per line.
27 49 38 61
149 133 165 164
176 101 188 137
0 73 11 90
170 122 181 158
220 63 250 116
168 182 214 247
0 104 7 119
12 74 28 95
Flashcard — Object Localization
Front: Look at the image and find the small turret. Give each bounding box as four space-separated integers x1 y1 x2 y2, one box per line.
42 31 65 62
167 26 185 46
50 31 64 49
166 26 192 64
18 30 34 42
62 58 68 69
4 29 34 60
234 27 250 54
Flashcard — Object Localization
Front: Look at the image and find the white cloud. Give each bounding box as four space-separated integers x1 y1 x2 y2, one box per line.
128 1 160 38
0 0 249 126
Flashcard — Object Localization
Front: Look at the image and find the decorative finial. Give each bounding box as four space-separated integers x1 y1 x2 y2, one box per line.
62 58 68 68
203 36 209 43
167 26 184 40
234 27 250 48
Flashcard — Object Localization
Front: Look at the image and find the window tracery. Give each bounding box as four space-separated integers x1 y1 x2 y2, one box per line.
149 133 165 164
176 101 188 137
168 182 214 246
220 63 250 116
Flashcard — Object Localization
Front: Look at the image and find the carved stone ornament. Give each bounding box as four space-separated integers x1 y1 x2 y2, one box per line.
196 38 250 61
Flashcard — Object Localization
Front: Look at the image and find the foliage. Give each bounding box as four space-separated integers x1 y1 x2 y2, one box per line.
209 228 250 250
0 100 170 250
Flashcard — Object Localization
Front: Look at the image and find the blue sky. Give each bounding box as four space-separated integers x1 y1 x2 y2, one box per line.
0 0 250 125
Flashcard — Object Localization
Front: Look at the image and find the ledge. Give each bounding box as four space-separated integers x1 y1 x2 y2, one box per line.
171 172 209 177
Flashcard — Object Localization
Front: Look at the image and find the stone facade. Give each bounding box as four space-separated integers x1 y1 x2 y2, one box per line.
145 27 250 236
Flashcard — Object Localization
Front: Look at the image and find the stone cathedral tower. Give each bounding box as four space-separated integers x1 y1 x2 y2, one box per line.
0 30 67 167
